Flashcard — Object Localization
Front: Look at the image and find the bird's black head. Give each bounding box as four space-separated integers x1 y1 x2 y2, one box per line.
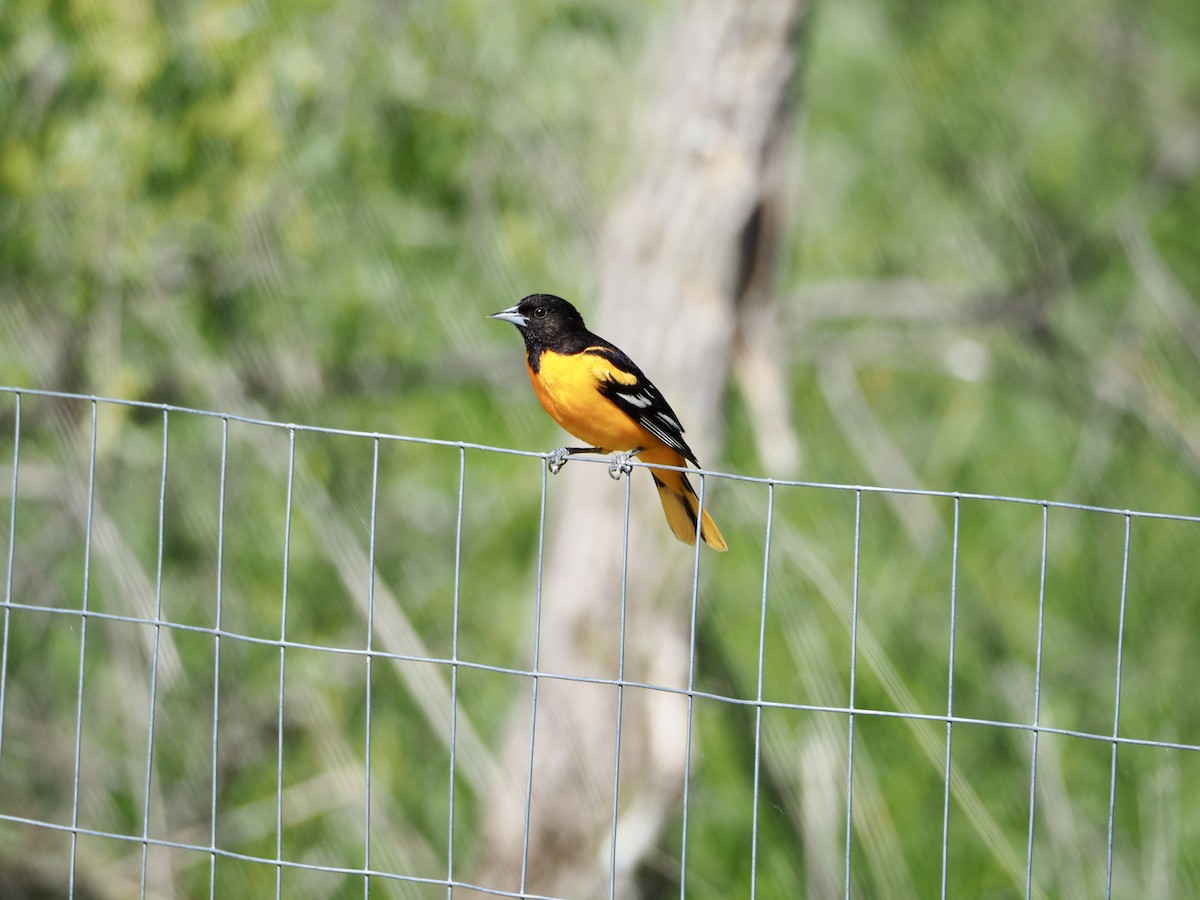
488 294 591 355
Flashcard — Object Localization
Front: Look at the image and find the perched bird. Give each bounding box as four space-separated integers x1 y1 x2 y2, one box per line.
489 294 727 551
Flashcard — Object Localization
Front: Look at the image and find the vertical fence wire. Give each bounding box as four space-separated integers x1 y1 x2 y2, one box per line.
138 410 170 898
1024 504 1051 897
274 428 297 898
0 393 19 768
1105 514 1133 899
749 482 776 898
208 416 230 899
518 456 551 894
939 496 961 899
3 389 1200 900
67 401 99 897
843 489 863 900
446 446 467 897
362 437 381 899
607 472 635 899
678 473 709 897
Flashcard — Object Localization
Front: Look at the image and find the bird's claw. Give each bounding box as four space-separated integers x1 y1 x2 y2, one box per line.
547 448 571 475
608 451 635 481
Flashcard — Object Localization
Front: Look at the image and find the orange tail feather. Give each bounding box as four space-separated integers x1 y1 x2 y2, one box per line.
643 453 727 551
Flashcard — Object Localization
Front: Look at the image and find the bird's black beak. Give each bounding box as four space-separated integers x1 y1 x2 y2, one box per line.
488 306 528 328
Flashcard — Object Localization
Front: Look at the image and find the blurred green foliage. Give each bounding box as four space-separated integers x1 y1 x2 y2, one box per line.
1 0 1199 897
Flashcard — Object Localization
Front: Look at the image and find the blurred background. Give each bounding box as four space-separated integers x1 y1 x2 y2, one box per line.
1 0 1198 897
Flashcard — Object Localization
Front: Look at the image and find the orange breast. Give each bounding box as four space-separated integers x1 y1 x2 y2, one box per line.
527 350 648 452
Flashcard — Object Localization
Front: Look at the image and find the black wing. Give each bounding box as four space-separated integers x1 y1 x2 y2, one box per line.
585 344 700 467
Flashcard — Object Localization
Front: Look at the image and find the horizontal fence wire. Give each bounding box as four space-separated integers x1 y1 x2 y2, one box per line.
0 386 1198 900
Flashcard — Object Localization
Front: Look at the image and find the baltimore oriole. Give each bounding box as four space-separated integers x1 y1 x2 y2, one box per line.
489 294 727 551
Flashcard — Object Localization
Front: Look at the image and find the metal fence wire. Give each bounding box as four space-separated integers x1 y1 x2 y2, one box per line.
0 386 1198 899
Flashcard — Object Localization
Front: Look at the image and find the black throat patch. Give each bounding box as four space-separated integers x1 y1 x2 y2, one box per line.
526 342 544 374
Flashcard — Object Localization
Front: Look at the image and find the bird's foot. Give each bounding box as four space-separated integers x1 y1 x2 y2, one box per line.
607 449 641 481
547 448 571 475
546 446 603 475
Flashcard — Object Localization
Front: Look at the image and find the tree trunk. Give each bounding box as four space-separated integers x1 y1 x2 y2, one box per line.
473 1 806 895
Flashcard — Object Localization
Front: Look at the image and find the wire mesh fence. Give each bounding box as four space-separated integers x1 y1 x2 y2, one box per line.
1 386 1198 899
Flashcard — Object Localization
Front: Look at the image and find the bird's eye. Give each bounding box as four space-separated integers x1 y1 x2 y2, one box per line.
534 307 547 319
